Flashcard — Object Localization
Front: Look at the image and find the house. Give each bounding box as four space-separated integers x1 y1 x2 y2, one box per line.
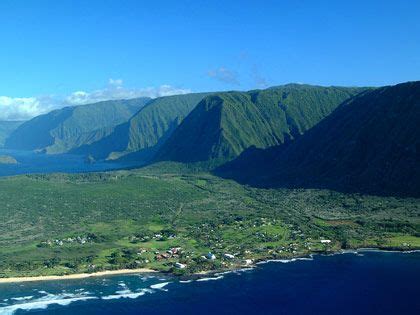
167 247 181 255
320 239 332 244
206 252 216 260
155 253 170 260
175 262 186 269
223 253 235 259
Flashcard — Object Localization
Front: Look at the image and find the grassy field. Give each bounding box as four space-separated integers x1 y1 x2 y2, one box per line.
0 166 419 277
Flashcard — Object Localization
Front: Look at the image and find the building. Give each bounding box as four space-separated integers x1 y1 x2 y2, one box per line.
223 253 235 259
175 262 186 269
206 252 216 260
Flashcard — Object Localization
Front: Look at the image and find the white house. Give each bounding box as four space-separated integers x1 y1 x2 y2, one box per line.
223 253 235 259
206 252 216 260
175 262 186 269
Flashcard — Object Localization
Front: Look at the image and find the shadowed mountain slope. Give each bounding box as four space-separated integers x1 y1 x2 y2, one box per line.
0 121 24 147
217 81 420 197
5 98 150 154
155 84 367 167
75 92 211 162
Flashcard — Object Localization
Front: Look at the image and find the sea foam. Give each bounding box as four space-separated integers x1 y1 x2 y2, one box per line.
180 280 193 283
10 296 33 302
257 256 314 265
150 282 171 290
101 291 146 300
0 293 97 315
196 276 224 282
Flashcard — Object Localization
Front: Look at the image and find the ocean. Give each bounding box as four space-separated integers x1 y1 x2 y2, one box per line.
0 149 138 177
0 250 419 315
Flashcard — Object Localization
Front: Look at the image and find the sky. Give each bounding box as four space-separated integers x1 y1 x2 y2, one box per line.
0 0 419 120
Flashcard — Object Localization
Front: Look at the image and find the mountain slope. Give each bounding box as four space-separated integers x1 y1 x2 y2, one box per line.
5 98 150 154
155 84 367 167
76 92 211 161
217 81 420 197
0 121 24 147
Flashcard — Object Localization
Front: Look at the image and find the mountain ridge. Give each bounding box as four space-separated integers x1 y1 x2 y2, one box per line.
216 81 420 197
5 97 151 154
154 84 368 167
0 121 24 147
74 92 212 162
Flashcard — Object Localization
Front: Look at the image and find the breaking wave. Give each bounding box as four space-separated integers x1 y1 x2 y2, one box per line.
0 293 97 315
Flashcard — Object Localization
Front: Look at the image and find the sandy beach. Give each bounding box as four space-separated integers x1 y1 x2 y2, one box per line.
0 268 157 284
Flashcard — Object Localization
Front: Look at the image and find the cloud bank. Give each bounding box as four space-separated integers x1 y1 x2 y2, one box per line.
0 96 44 121
0 80 191 121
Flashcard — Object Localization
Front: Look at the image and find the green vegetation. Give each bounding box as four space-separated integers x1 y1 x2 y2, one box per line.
0 155 18 164
155 85 367 167
5 97 150 154
0 166 418 278
80 92 211 161
1 82 419 279
218 81 420 197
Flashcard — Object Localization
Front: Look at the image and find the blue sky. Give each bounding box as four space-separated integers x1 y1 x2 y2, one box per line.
0 0 419 119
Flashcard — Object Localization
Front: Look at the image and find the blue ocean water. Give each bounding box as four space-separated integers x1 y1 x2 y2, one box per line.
0 149 138 177
0 251 419 315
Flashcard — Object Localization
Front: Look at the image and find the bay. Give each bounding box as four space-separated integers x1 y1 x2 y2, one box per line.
0 149 138 177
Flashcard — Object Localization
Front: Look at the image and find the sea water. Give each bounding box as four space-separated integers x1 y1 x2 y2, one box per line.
0 251 419 315
0 149 138 177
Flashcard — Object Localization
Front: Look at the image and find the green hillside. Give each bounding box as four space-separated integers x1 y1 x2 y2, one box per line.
77 92 211 162
0 121 24 147
218 81 420 197
155 84 367 167
5 98 150 154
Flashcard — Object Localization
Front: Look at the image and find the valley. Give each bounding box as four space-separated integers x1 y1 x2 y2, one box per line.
0 81 418 280
1 3 418 313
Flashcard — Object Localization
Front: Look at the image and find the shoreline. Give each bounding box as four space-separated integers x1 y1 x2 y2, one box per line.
1 248 418 284
0 268 156 284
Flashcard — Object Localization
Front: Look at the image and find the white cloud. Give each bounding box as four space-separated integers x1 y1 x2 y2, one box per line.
108 78 123 87
0 80 191 121
207 67 240 85
0 96 44 121
65 82 191 106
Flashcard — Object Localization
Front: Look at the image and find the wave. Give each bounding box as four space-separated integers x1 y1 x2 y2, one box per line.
138 275 156 281
101 291 146 300
214 267 254 277
102 281 155 300
150 282 171 290
10 296 33 301
257 256 314 265
196 276 224 282
357 248 420 254
0 293 97 315
1 280 173 314
402 250 420 254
